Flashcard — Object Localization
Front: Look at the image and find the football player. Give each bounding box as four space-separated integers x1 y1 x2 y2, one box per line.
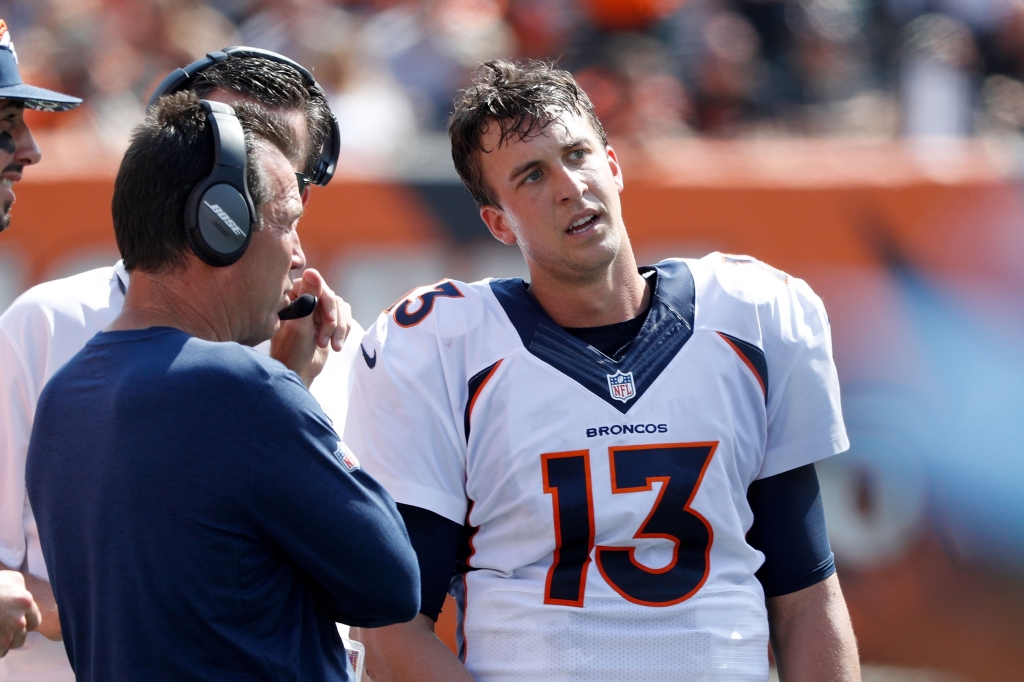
346 60 860 682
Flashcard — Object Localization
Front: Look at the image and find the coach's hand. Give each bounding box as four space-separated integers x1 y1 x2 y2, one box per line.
0 571 41 657
271 268 352 388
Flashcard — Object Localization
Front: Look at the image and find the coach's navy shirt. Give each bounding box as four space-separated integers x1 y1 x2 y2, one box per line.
27 327 419 681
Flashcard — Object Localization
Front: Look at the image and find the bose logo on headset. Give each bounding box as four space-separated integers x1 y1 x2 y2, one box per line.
204 202 246 238
147 46 340 267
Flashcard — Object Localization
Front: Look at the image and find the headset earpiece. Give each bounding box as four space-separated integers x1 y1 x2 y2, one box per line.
183 101 255 267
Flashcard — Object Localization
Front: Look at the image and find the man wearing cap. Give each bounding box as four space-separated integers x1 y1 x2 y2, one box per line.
0 17 81 676
0 19 81 233
0 45 349 681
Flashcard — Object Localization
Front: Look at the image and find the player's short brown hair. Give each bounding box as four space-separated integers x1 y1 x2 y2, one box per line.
112 91 297 273
448 59 608 208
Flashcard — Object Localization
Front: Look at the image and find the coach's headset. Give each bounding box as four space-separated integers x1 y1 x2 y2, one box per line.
147 47 341 267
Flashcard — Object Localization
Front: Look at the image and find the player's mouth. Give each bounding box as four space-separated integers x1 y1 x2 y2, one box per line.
566 211 600 235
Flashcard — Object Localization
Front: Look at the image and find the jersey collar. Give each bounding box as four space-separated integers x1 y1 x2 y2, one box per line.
489 260 696 414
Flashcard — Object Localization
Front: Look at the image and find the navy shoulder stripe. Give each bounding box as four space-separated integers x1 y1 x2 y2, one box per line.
717 332 768 402
464 360 502 442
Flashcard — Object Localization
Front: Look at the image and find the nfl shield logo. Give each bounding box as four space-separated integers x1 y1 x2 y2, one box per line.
334 441 361 472
607 370 636 403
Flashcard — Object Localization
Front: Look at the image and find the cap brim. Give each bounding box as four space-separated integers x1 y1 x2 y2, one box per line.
0 83 81 111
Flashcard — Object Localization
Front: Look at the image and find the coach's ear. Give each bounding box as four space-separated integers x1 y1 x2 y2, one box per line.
480 205 517 246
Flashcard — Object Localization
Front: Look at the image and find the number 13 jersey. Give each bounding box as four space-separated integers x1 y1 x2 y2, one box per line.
345 254 849 682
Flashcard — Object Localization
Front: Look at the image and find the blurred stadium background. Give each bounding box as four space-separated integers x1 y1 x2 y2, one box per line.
1 0 1023 680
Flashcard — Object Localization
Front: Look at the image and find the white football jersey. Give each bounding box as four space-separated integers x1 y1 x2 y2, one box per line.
345 254 848 682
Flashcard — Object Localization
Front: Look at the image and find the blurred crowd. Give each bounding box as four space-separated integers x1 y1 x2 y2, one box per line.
4 0 1024 169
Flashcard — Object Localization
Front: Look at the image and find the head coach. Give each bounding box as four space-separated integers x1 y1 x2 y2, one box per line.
24 92 419 681
0 48 351 680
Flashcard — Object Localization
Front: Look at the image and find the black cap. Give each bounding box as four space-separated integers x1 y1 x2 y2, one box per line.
0 20 81 112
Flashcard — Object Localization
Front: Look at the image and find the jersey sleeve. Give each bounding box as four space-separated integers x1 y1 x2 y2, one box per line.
760 273 848 479
0 303 52 573
344 315 469 525
247 370 420 628
308 320 365 436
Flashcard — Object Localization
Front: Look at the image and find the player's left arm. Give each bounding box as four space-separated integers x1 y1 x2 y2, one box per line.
752 268 858 679
766 573 860 681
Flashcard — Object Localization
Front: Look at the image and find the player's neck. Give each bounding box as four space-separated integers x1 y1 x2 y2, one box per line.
527 251 650 329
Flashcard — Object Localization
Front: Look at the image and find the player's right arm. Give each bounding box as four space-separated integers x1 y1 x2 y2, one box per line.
344 289 481 680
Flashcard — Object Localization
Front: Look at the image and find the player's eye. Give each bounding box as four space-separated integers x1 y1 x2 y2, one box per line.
569 149 586 160
524 169 542 184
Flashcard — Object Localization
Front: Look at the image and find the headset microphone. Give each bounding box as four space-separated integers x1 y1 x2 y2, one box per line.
278 294 317 320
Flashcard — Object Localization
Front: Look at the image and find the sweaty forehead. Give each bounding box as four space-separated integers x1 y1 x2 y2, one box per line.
480 109 596 153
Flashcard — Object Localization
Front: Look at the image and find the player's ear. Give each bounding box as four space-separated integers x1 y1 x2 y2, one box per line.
607 145 624 193
480 205 517 246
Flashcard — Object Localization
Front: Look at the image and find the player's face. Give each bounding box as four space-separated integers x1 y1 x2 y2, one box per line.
0 100 42 234
477 110 625 283
231 143 306 345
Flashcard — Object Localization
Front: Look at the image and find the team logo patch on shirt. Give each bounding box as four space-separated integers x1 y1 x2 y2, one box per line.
333 441 361 472
607 370 636 403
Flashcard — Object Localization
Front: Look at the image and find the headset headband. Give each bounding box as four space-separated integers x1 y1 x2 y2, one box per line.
147 46 339 186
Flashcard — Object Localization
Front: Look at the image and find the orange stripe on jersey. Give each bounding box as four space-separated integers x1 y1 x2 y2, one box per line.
455 500 478 664
464 359 502 442
717 332 767 401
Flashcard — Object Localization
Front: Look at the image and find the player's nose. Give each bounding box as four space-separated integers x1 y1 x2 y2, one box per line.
554 164 587 203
